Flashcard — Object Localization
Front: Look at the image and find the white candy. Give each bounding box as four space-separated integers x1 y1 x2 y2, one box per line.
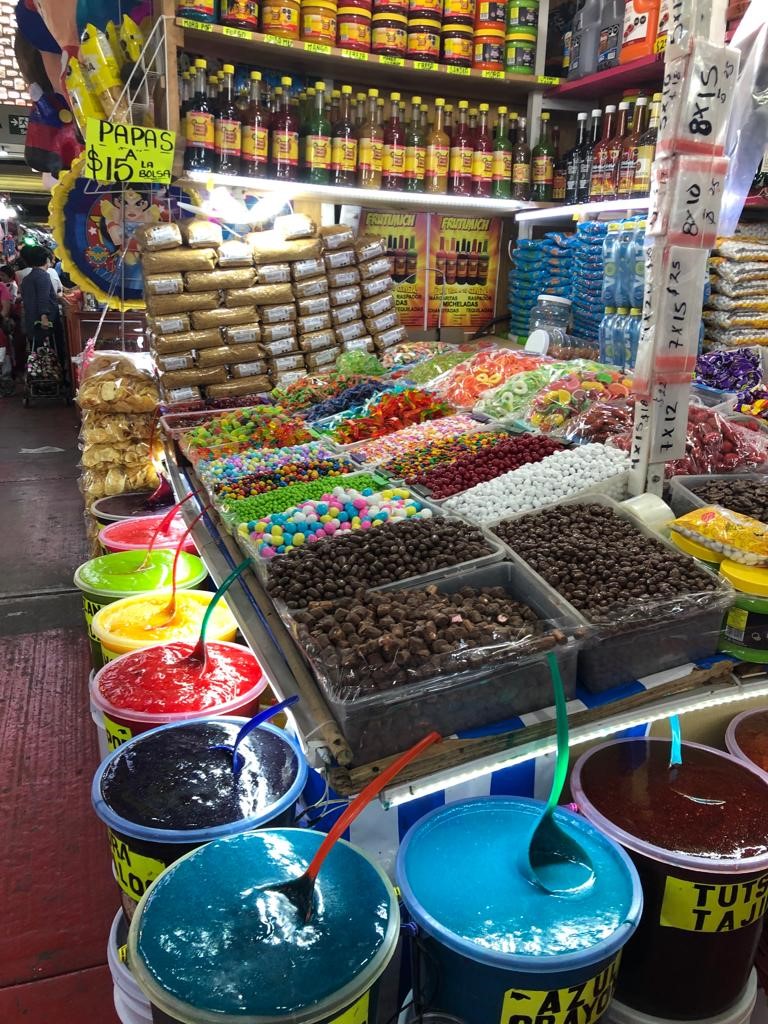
444 444 629 525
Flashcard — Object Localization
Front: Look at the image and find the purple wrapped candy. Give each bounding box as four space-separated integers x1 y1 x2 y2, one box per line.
695 348 761 392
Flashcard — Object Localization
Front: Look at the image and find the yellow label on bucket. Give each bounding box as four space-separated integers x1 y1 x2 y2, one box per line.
499 954 620 1024
660 873 768 932
103 713 133 751
101 645 122 663
109 829 166 902
118 944 128 963
331 992 370 1023
83 597 103 642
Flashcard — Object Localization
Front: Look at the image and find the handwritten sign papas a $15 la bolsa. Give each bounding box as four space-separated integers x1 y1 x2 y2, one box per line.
84 119 176 185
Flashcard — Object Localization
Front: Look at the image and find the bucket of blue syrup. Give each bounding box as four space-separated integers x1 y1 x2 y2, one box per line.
396 796 643 1024
127 828 400 1024
92 717 307 920
572 738 768 1020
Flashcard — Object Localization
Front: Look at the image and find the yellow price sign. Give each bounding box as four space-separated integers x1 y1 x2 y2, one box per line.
263 32 292 46
481 69 505 79
178 16 212 29
340 47 368 60
84 119 176 185
222 25 251 38
305 41 332 54
654 35 667 53
446 64 471 76
414 60 438 71
379 55 405 66
536 74 560 85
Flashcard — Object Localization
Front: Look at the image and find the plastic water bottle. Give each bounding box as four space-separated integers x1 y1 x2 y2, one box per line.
615 220 636 308
612 306 630 370
625 307 641 369
601 223 621 306
599 307 617 364
630 221 646 308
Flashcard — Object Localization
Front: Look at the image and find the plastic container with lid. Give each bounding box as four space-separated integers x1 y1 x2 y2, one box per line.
529 293 571 331
474 0 505 28
337 4 372 47
442 0 472 22
473 27 504 69
99 512 198 555
373 0 407 13
718 560 768 663
301 0 338 42
409 0 442 16
371 11 408 54
407 17 441 59
668 529 724 571
505 28 536 72
507 0 539 32
726 708 768 774
441 22 472 65
261 0 301 36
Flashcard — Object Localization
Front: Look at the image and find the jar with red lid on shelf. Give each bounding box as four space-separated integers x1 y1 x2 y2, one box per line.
301 0 338 43
442 0 473 24
220 0 260 30
261 0 301 37
473 26 504 69
474 0 504 29
408 0 442 16
441 21 472 65
371 11 408 55
337 5 372 47
407 17 441 60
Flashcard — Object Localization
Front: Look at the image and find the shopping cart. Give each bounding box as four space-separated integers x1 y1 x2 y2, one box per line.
23 322 71 406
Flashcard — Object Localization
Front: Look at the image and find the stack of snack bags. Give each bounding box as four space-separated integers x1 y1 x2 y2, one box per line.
571 220 607 342
76 351 161 553
704 232 768 349
507 233 575 340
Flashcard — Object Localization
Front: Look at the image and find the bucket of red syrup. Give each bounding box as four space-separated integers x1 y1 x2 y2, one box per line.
90 640 267 750
99 513 198 555
726 708 768 773
571 737 768 1020
92 716 307 920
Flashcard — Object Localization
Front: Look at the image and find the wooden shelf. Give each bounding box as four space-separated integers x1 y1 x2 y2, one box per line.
547 53 665 100
181 170 550 215
177 18 560 102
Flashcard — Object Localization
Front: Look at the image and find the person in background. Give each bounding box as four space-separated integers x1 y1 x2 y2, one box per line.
46 252 63 298
20 247 61 373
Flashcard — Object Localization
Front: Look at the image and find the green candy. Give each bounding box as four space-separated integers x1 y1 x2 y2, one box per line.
225 473 385 523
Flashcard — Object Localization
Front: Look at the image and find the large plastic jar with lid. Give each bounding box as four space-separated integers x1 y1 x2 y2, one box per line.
301 0 338 41
505 29 536 73
474 0 505 28
473 27 504 69
507 0 539 32
371 11 408 53
261 0 300 36
407 17 441 59
442 0 473 24
441 22 472 64
409 0 442 16
373 0 408 14
529 294 571 331
337 4 372 46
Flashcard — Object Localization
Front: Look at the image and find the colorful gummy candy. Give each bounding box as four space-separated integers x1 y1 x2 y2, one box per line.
431 349 547 407
474 365 570 422
202 444 352 504
271 373 367 412
381 432 506 479
329 389 452 445
245 485 429 558
181 406 313 463
408 351 474 384
524 369 633 433
349 414 487 464
305 380 399 422
380 341 455 368
225 473 384 525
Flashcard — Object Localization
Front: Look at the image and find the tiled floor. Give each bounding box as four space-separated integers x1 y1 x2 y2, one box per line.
0 397 119 1023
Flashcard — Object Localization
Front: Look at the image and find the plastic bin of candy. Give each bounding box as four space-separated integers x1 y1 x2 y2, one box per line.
668 473 768 522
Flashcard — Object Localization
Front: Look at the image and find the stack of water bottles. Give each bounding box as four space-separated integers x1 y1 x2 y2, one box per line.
571 221 608 342
507 233 576 340
599 218 646 371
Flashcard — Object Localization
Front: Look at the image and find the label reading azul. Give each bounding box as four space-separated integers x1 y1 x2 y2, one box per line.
108 829 166 901
660 873 768 932
331 991 370 1023
500 954 621 1024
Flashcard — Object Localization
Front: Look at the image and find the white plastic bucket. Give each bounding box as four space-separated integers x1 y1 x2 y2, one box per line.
114 986 153 1024
108 909 152 1022
90 673 110 761
604 970 757 1024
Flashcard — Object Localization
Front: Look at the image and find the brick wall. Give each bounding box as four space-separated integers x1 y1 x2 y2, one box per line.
0 0 30 105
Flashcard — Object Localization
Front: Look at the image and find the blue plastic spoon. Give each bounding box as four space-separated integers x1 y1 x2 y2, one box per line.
212 695 300 774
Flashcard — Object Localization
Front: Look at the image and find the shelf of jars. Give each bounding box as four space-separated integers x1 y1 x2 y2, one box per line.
180 169 552 215
177 18 560 103
546 52 665 100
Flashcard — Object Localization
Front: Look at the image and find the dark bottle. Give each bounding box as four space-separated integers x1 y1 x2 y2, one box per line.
565 111 588 205
330 89 341 127
552 125 567 202
382 92 406 191
449 100 473 196
603 100 629 201
467 239 478 284
214 63 242 175
445 239 458 283
588 104 616 200
271 75 299 181
207 73 220 118
577 108 601 203
477 239 489 285
305 81 332 184
456 239 468 284
508 110 518 149
406 236 417 279
357 89 383 189
184 59 215 173
632 92 661 197
531 111 555 202
511 115 531 201
331 84 358 186
242 70 269 178
617 96 649 199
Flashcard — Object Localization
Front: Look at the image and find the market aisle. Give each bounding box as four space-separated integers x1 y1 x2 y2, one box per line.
0 397 119 1023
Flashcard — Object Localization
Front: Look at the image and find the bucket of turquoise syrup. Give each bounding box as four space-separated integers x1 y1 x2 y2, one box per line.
127 828 400 1023
74 550 208 670
92 717 307 921
396 796 643 1024
572 738 768 1020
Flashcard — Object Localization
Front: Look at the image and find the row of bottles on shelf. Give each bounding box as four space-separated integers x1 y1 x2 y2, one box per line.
565 0 666 79
182 58 543 197
598 306 641 370
598 216 644 370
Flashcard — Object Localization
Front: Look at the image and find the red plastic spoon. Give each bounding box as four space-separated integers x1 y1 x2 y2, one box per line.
128 491 200 574
148 505 212 628
262 731 441 922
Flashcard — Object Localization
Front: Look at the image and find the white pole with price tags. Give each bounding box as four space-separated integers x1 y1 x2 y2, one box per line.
628 3 742 496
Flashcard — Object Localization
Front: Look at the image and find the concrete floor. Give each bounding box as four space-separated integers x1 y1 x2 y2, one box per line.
0 396 119 1022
